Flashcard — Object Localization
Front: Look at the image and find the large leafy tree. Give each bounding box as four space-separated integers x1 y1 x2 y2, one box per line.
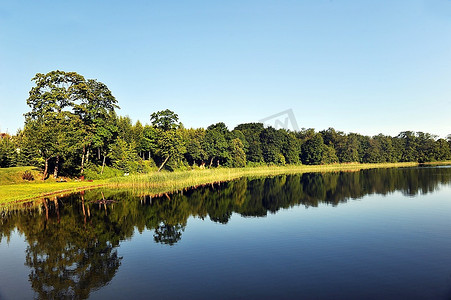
433 138 451 161
204 123 230 167
24 71 119 177
25 71 88 178
184 128 208 166
26 71 87 119
396 131 419 162
229 138 246 167
280 130 301 164
301 133 324 165
73 79 119 173
150 110 185 171
150 109 180 131
260 126 285 165
235 123 264 163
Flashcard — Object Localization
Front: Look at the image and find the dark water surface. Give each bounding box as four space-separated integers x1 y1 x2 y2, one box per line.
1 166 451 299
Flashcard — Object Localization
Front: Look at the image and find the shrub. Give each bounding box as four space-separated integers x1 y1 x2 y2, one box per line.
84 165 123 180
22 170 34 181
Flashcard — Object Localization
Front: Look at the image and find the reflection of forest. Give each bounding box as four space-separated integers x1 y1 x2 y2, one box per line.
0 167 450 299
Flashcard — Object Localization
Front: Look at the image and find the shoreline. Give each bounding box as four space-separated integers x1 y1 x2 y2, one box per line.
1 161 449 207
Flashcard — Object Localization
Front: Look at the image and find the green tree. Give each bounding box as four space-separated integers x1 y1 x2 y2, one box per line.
321 144 339 164
149 110 185 171
234 123 264 163
15 129 40 167
25 71 88 178
229 138 247 167
301 133 324 165
281 130 301 164
416 132 436 162
260 127 284 164
0 134 17 167
155 129 186 171
73 79 119 173
184 128 207 166
108 138 139 173
397 131 419 162
433 138 451 161
150 109 180 131
363 137 382 163
204 123 230 167
141 125 159 160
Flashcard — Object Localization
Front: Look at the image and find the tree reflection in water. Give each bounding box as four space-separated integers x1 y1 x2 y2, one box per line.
0 166 450 298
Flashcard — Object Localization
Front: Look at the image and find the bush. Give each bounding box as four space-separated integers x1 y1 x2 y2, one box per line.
84 165 123 180
22 170 34 181
136 159 158 173
246 161 266 167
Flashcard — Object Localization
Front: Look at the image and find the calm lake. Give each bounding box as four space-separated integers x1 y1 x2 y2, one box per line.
1 166 451 299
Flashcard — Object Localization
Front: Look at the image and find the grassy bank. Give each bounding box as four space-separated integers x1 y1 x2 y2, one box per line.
108 162 421 194
0 166 41 185
0 161 431 205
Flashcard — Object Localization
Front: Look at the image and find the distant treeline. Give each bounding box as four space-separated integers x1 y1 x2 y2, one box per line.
0 70 450 177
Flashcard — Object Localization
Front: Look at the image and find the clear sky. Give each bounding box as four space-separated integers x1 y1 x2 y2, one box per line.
0 0 450 138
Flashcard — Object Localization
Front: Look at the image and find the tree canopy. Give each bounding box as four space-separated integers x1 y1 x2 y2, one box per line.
1 70 450 177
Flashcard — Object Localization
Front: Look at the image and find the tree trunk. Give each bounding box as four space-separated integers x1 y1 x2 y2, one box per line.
158 155 170 172
98 148 101 160
86 148 90 164
101 154 106 174
54 155 59 178
81 145 86 174
43 158 49 180
148 151 151 160
209 157 214 167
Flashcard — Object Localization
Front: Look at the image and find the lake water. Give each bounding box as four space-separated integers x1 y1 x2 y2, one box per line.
1 166 451 299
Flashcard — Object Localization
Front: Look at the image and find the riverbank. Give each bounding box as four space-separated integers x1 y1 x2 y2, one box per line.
2 161 441 206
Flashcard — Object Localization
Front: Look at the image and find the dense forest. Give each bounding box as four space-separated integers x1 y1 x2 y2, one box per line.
0 70 450 178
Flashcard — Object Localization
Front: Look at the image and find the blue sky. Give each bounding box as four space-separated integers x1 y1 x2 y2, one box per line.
0 0 450 138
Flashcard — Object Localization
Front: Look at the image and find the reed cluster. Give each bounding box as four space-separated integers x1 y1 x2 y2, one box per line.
0 162 435 205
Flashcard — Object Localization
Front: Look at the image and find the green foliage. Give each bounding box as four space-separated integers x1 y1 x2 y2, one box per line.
150 109 180 131
434 139 451 161
260 127 284 165
281 131 301 164
0 166 41 185
321 144 339 164
301 133 324 165
24 70 119 178
84 165 123 180
276 153 286 165
184 128 207 165
154 129 186 170
235 123 264 162
204 123 230 166
229 138 246 168
0 136 17 168
108 138 140 173
6 70 451 178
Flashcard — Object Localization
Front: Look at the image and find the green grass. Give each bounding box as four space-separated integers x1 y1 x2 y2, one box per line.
0 180 108 204
0 166 41 185
107 162 421 194
1 161 449 206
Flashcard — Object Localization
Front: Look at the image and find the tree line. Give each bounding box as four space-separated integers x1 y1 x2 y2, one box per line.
0 70 450 177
